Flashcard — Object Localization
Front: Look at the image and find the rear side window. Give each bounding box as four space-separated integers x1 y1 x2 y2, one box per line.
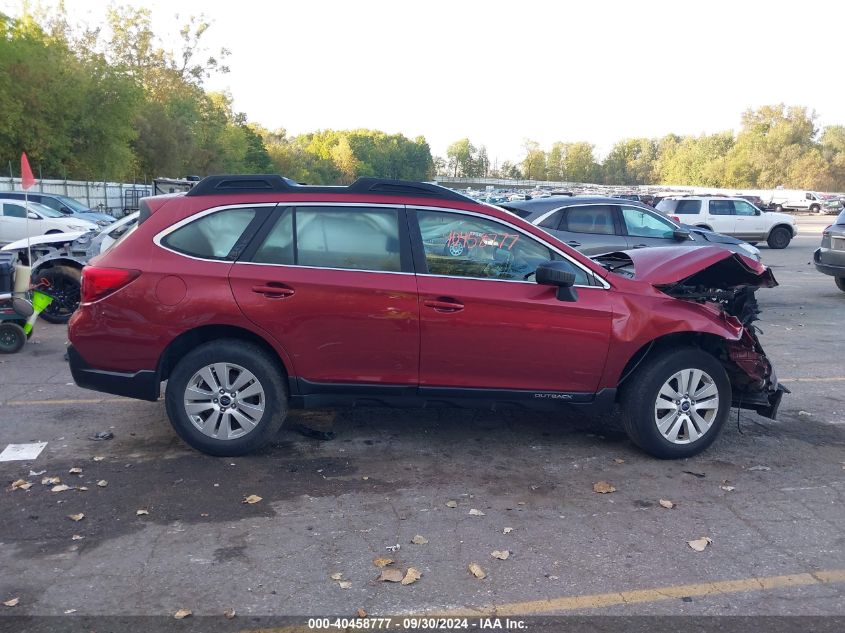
709 200 734 216
538 209 564 230
561 205 615 235
674 200 701 214
163 207 257 259
296 207 401 272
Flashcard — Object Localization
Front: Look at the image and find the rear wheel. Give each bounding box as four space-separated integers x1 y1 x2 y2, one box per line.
766 226 792 249
165 339 288 456
620 348 731 459
774 204 785 212
810 204 821 213
0 322 26 354
37 266 82 323
836 277 845 292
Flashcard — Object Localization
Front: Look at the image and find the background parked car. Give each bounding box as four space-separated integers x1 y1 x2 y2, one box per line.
813 208 845 291
0 199 98 245
501 197 761 260
0 191 115 226
655 196 796 248
1 212 139 322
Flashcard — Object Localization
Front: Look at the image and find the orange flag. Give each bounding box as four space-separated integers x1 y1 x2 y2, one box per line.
21 152 35 190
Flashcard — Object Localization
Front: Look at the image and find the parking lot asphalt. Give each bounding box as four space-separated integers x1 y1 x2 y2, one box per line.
0 215 843 623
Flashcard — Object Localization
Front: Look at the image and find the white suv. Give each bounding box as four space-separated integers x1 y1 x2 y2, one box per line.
655 196 797 249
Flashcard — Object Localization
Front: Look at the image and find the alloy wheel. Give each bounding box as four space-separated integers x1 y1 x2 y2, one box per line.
183 362 266 440
653 368 719 444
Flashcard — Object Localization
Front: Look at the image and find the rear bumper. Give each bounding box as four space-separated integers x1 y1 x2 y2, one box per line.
67 345 160 401
814 248 845 277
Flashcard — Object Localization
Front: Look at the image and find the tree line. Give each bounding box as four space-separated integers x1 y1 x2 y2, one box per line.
444 106 845 190
2 6 844 190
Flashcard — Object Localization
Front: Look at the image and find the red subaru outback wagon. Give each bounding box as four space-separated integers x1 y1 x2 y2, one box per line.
68 175 786 458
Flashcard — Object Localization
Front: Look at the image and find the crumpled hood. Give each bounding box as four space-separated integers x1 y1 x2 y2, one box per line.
608 245 776 288
1 231 88 251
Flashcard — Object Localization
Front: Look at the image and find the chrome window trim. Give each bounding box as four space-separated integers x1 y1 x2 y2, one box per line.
409 204 610 289
153 202 404 264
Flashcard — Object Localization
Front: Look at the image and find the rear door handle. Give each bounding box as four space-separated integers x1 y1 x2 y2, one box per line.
251 283 295 298
424 297 464 313
566 240 581 247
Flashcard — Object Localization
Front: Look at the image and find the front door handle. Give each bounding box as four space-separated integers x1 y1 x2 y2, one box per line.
424 297 464 313
566 240 581 247
251 283 295 298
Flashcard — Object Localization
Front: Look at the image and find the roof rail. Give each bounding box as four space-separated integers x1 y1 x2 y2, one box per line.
185 174 473 202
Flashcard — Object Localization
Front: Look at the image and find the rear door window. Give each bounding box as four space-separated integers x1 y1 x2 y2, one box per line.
537 209 565 230
709 200 735 216
561 205 616 235
621 207 675 238
3 203 27 218
674 200 701 214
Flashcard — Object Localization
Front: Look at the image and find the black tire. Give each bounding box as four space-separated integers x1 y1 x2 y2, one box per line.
774 204 785 212
810 204 821 213
164 339 288 456
766 226 792 249
619 348 731 459
835 277 845 292
0 322 26 354
37 266 82 324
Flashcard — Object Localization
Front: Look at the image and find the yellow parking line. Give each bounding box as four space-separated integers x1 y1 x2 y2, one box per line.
435 569 845 616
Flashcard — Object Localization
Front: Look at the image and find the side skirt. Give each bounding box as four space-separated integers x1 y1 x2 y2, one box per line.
288 379 617 415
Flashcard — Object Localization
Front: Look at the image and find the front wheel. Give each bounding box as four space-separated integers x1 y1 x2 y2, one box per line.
810 204 821 213
836 277 845 292
164 340 288 456
766 226 792 249
620 348 731 459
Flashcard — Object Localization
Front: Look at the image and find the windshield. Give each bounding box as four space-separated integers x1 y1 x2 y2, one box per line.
53 195 91 213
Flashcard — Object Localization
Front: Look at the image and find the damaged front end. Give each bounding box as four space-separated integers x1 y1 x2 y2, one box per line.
655 252 788 419
595 247 788 419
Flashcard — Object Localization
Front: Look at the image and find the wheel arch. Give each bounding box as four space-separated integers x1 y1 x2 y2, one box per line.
615 331 733 393
157 324 293 390
767 222 796 238
32 257 84 275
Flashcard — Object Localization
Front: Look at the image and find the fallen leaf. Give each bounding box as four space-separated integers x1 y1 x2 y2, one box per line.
3 598 19 607
92 456 104 462
223 608 236 620
798 410 812 417
687 537 712 552
720 485 735 492
136 509 149 516
614 458 625 464
411 535 428 545
173 608 192 619
330 573 343 581
243 494 262 504
77 486 88 491
401 567 422 585
593 481 616 494
8 479 32 491
362 476 369 480
67 513 84 522
51 485 71 493
64 609 76 614
445 500 458 508
71 535 83 541
42 476 60 485
386 544 400 552
469 508 485 516
357 608 367 618
377 568 404 583
491 550 510 560
659 499 675 509
503 527 513 534
468 563 486 579
97 480 108 487
29 470 45 476
338 580 352 589
69 468 83 474
372 558 393 568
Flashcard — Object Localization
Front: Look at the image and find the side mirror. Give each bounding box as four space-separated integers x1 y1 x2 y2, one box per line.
27 212 39 220
60 207 72 215
673 228 691 241
536 260 578 302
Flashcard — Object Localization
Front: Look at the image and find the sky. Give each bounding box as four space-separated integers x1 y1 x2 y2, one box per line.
4 0 845 163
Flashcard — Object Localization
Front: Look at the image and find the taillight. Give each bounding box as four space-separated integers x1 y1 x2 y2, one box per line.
81 267 140 304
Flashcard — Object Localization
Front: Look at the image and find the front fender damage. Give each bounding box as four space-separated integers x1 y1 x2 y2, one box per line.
657 254 787 420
